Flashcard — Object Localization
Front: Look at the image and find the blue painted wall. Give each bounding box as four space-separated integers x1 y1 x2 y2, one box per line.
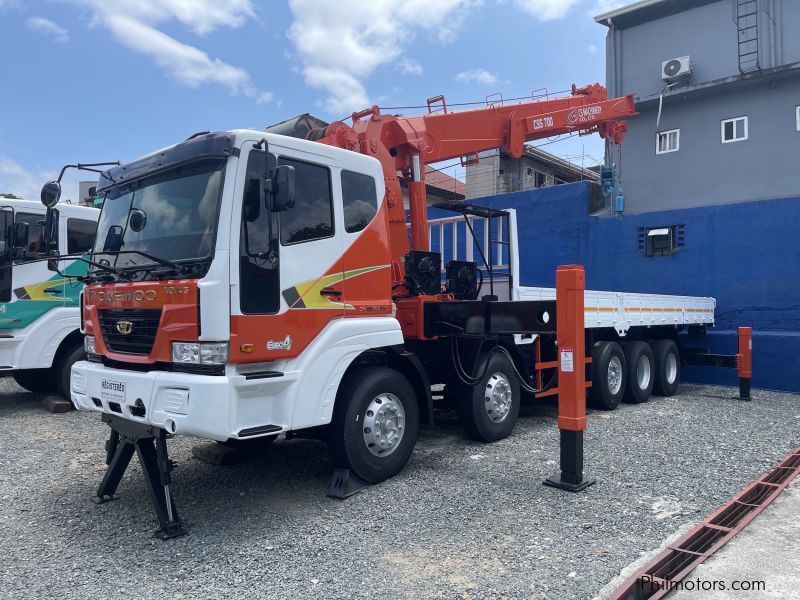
431 182 800 392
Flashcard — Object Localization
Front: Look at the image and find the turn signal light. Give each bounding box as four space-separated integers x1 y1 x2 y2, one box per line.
240 343 254 353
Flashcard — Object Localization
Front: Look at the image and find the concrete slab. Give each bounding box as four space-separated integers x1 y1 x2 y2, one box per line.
668 478 800 599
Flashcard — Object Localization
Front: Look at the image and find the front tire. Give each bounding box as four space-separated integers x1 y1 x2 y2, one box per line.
329 367 419 484
12 368 57 394
56 344 85 403
589 342 626 410
458 351 521 442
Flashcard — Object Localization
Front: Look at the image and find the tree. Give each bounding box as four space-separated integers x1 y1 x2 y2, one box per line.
0 193 21 199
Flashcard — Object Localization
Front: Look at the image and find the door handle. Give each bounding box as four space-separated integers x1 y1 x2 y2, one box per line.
320 287 342 297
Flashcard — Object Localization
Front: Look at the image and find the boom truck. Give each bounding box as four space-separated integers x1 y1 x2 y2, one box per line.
39 83 726 537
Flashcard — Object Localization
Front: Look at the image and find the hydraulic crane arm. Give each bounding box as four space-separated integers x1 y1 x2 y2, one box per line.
395 84 635 164
313 83 636 281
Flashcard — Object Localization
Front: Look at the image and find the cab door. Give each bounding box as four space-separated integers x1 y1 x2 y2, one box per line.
229 143 343 364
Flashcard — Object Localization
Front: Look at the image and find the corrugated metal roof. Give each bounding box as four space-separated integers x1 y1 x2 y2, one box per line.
424 166 465 196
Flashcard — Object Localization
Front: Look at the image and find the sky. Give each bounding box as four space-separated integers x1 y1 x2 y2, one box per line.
0 0 630 201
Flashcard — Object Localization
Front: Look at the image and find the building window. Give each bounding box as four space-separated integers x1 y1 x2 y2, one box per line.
796 106 800 131
637 225 685 257
656 129 679 154
721 116 748 143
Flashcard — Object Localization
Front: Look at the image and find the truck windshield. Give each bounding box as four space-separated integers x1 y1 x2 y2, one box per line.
93 158 225 270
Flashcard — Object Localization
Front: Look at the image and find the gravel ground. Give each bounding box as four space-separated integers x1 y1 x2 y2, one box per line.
0 377 797 600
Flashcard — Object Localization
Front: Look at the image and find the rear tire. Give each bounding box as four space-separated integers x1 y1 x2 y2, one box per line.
457 351 520 442
56 344 85 403
329 367 419 484
12 368 57 394
589 342 626 410
652 339 681 396
622 341 654 404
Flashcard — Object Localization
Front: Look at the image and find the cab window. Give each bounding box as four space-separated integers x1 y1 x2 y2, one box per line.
342 170 378 233
15 212 45 255
67 218 97 254
239 150 279 314
278 158 333 245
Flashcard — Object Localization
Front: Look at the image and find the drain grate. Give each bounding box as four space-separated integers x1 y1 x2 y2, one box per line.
611 447 800 600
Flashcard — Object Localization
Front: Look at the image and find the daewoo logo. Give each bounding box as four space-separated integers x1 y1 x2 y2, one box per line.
116 321 134 335
85 289 158 303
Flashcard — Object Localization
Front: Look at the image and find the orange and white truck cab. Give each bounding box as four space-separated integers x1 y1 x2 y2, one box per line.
72 130 404 443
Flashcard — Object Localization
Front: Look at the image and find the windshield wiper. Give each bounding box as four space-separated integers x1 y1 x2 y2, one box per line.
99 250 188 273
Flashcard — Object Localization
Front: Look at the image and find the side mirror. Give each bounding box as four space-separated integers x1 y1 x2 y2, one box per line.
103 225 124 253
43 207 58 251
13 222 29 249
271 165 296 212
41 181 61 208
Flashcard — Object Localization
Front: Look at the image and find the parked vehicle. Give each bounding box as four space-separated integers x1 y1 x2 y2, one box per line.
0 199 98 401
36 83 722 535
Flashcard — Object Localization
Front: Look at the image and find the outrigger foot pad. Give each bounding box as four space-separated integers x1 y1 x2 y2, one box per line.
543 472 596 492
91 494 120 505
94 414 187 539
327 468 369 499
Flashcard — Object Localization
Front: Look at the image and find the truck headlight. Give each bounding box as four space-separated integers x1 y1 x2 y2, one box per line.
172 342 228 365
84 335 96 354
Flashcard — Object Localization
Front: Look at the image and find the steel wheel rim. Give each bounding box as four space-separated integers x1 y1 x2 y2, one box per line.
484 372 513 423
665 352 678 384
637 354 651 390
362 393 405 457
608 356 622 395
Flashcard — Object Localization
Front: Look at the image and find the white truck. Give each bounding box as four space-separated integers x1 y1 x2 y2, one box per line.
0 199 99 401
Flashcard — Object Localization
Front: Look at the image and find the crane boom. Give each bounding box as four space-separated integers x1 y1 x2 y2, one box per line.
312 83 636 288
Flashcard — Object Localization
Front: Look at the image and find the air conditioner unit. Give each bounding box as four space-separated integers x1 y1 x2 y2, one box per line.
661 56 691 82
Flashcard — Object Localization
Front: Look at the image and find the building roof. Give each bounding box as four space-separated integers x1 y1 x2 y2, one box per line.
595 0 718 29
523 147 599 183
424 166 465 197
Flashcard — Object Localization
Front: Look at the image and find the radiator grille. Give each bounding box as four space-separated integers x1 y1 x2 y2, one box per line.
98 309 162 355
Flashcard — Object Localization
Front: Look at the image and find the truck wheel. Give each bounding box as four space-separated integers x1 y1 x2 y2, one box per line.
56 344 86 403
458 351 520 442
652 339 681 396
12 369 57 394
329 367 419 484
589 342 626 410
622 341 654 404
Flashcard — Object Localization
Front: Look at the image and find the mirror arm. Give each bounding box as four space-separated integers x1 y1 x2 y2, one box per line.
56 161 121 183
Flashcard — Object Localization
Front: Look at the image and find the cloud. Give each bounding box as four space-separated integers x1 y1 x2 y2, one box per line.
27 16 70 43
0 157 90 204
511 0 581 21
287 0 476 114
72 1 271 102
399 57 423 76
81 0 255 35
588 43 598 54
456 68 499 86
0 157 54 201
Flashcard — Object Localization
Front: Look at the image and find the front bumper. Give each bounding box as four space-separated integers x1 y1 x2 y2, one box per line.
71 361 294 441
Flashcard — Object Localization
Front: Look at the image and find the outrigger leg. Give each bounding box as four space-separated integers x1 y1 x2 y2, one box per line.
92 414 187 539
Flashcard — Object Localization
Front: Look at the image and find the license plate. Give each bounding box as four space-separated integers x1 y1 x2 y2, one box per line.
100 379 126 403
